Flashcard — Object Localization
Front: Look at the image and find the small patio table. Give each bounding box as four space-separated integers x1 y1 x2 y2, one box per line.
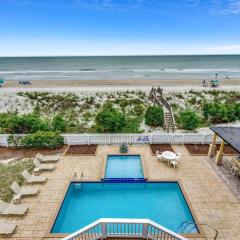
162 151 176 164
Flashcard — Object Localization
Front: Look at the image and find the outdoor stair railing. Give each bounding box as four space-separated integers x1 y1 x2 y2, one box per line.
149 86 176 132
62 218 188 240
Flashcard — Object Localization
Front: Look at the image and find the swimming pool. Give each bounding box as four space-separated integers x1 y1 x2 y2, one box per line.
51 182 198 234
105 155 144 178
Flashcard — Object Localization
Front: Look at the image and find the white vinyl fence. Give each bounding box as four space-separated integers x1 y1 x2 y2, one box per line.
0 133 219 147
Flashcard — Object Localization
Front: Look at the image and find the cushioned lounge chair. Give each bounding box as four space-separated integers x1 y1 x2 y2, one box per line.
0 221 17 235
0 200 28 216
11 182 39 198
36 153 59 162
21 170 47 184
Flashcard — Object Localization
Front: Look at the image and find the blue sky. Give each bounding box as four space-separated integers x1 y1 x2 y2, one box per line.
0 0 240 56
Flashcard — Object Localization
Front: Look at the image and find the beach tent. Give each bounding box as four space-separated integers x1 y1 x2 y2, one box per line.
210 79 219 87
0 77 5 87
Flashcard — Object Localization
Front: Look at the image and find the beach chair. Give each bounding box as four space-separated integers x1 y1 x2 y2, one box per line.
33 158 55 172
10 182 39 198
0 221 17 235
0 200 28 216
36 153 59 163
21 170 47 184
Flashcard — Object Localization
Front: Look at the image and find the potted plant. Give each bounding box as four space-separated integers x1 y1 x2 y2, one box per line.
120 143 128 153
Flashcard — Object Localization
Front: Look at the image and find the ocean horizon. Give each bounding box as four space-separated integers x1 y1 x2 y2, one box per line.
1 55 240 81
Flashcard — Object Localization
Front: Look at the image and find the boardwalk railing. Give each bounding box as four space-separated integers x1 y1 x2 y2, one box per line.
0 133 219 147
62 218 188 240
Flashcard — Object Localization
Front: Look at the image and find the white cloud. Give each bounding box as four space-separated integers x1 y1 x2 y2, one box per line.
208 44 240 53
223 0 240 14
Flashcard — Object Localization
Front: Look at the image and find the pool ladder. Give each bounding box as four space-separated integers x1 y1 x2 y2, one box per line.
178 221 218 240
73 172 84 190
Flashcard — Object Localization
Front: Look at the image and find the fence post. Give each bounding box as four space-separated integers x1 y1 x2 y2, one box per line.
108 134 111 145
182 134 185 145
87 135 90 145
4 134 9 147
202 133 206 144
142 223 148 239
101 222 107 238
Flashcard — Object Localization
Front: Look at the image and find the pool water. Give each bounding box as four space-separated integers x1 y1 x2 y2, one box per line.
105 155 143 178
51 182 198 234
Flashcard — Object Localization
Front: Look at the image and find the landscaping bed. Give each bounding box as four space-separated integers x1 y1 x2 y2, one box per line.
185 144 238 155
150 144 174 155
65 144 97 155
0 145 68 161
0 159 34 202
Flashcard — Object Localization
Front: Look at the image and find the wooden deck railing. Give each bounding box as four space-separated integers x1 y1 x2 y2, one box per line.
62 218 188 240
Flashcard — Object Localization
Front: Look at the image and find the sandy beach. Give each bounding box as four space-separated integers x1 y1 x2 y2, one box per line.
0 79 240 93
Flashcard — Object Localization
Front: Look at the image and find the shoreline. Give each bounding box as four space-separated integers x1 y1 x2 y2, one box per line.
1 79 240 93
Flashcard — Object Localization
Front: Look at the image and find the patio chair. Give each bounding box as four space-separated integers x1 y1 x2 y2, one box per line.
175 152 182 161
10 182 39 198
36 153 59 163
33 158 55 172
169 153 181 168
0 200 28 216
156 151 163 161
21 170 47 184
170 159 179 168
0 221 17 235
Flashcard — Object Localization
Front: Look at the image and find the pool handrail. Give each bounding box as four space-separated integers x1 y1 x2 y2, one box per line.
62 218 188 240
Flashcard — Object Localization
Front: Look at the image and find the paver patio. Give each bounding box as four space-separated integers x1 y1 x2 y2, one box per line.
0 145 239 240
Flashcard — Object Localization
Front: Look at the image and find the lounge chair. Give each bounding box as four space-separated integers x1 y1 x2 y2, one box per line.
11 182 39 198
33 158 55 172
0 221 17 235
0 200 28 216
21 170 47 184
36 153 59 163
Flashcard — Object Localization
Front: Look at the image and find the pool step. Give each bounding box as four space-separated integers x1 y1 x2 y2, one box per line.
102 178 146 183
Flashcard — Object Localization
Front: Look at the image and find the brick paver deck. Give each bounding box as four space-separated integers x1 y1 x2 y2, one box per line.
0 145 239 240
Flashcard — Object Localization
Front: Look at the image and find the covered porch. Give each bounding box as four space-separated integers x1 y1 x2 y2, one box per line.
208 127 240 177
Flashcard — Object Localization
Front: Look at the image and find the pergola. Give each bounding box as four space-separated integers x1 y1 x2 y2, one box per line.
208 127 240 165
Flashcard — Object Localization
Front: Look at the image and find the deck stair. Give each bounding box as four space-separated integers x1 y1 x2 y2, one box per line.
62 218 188 240
149 87 176 132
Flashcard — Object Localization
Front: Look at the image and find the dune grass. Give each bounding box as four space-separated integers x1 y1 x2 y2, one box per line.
0 159 34 202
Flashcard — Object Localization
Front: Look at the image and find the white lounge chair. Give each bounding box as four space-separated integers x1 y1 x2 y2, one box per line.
21 170 47 184
36 153 59 162
0 221 17 235
11 182 39 198
0 200 28 216
33 158 55 172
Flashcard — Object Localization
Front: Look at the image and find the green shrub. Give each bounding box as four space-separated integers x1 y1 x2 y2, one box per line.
0 114 49 134
202 102 239 124
178 111 200 130
145 106 164 127
95 107 126 133
122 117 142 133
7 134 22 148
21 131 64 149
52 115 67 132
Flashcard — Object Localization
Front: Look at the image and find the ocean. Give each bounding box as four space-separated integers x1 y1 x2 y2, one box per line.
0 55 240 81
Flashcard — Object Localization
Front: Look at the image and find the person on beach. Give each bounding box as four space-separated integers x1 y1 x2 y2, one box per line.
202 79 207 87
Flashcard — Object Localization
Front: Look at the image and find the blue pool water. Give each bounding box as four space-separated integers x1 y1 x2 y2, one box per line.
105 155 143 178
51 182 198 234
